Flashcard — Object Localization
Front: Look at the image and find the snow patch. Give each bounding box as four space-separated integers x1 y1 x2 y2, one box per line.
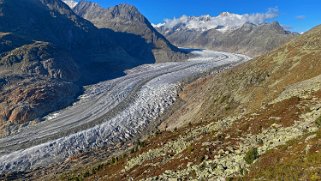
62 0 78 9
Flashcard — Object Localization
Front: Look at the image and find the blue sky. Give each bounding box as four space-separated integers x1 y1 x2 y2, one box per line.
88 0 320 33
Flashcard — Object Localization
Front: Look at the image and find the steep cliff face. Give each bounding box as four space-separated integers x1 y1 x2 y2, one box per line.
73 2 188 63
157 21 297 57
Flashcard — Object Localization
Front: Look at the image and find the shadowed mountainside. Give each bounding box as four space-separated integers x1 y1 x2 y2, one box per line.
73 2 188 63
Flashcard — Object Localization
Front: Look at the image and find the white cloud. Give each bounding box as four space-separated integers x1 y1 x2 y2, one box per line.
155 8 279 32
296 15 306 20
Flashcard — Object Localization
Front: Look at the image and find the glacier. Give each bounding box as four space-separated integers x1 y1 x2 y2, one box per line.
0 49 249 174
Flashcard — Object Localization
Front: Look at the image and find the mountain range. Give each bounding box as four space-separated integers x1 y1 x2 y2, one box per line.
0 0 298 143
156 13 297 57
1 0 321 180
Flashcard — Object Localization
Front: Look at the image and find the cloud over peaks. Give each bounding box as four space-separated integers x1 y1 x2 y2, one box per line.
154 8 279 32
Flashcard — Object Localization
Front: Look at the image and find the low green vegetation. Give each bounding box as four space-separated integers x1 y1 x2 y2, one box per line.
315 116 321 127
243 128 321 180
186 145 195 153
244 147 259 164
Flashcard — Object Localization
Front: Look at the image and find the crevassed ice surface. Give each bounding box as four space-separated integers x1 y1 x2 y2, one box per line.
0 49 250 174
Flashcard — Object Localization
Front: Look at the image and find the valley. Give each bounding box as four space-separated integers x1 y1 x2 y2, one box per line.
0 49 249 176
1 0 320 180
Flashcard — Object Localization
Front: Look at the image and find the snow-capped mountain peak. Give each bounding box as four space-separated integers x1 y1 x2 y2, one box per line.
154 8 278 33
63 0 78 8
219 12 231 17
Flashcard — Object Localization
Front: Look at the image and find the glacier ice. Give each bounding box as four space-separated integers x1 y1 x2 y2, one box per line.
0 50 250 174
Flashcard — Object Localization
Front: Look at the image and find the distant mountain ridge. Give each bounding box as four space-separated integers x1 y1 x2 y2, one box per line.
154 12 247 33
72 1 187 63
156 13 297 57
154 10 279 33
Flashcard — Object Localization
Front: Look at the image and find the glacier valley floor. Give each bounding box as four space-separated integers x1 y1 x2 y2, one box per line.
0 49 249 174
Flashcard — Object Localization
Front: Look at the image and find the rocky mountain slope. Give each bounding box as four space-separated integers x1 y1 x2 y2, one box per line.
0 0 187 138
157 19 297 57
72 2 187 63
42 24 321 180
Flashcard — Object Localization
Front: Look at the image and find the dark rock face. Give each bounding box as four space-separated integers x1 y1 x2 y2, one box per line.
0 33 33 54
0 41 80 81
0 0 187 137
73 2 187 63
157 22 298 57
0 0 95 48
